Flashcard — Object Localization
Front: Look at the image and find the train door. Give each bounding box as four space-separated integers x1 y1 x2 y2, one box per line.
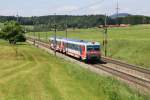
80 45 86 60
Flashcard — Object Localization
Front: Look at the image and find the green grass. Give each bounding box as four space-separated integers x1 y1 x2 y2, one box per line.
0 40 149 100
28 25 150 69
24 25 34 31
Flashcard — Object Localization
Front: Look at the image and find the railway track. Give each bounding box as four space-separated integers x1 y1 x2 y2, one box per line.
26 36 150 92
102 57 150 75
93 64 150 90
101 57 150 84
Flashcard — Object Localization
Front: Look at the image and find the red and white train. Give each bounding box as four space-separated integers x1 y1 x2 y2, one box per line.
49 37 101 61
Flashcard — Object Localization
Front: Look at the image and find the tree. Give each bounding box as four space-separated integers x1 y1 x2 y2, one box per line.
1 21 26 44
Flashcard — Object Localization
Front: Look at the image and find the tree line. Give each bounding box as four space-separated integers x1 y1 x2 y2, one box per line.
117 15 150 25
0 15 150 31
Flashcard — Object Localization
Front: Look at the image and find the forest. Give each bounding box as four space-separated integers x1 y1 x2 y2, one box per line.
0 14 150 31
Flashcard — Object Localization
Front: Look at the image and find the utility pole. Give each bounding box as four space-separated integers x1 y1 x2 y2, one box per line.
36 21 40 41
49 18 51 31
54 13 57 56
65 15 68 40
38 32 40 41
16 12 19 23
34 32 36 45
116 0 120 25
35 21 38 40
46 32 48 42
65 15 68 53
103 14 108 57
33 21 36 45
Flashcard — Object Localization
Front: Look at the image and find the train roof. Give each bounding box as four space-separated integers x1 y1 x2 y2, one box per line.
49 37 100 46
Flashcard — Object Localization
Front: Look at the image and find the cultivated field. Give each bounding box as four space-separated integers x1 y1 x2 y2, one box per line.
28 25 150 69
0 40 149 99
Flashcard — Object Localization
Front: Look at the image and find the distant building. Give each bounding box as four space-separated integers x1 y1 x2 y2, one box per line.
98 24 130 28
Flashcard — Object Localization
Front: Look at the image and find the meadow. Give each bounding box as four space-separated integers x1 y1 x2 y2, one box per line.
0 39 149 100
28 25 150 69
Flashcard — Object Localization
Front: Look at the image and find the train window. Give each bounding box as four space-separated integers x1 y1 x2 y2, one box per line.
73 44 79 51
68 43 72 49
87 47 93 51
74 44 77 50
94 46 100 51
68 43 70 48
72 44 74 49
77 45 80 51
87 45 100 51
70 44 72 49
66 43 80 51
75 45 78 50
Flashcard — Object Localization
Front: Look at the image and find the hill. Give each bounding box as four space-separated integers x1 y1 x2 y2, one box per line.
110 13 131 19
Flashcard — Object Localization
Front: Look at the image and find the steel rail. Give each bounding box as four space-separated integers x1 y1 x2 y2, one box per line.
93 64 150 89
102 57 150 75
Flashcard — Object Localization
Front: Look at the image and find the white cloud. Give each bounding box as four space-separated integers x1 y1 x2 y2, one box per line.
56 6 78 14
89 5 100 10
0 9 17 16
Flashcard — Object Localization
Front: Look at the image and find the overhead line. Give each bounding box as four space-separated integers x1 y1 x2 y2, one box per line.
62 0 105 15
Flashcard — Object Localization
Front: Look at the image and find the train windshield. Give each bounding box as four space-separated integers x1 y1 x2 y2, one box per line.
87 45 100 51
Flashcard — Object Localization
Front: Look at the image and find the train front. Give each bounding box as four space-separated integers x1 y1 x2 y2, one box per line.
86 42 101 61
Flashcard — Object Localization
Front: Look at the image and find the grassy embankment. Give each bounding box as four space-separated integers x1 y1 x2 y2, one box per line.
0 40 149 99
28 25 150 69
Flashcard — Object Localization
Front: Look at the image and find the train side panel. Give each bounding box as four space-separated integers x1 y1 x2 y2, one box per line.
65 42 81 59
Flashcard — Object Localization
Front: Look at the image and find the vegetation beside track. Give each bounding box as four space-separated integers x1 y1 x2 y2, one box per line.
0 39 149 100
28 25 150 69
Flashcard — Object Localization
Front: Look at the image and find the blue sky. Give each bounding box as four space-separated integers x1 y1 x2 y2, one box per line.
0 0 150 16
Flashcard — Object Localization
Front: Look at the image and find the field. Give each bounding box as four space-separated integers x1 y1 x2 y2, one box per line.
0 40 149 99
28 25 150 69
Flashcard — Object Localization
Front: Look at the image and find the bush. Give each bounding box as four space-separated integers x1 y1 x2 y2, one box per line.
1 21 26 44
